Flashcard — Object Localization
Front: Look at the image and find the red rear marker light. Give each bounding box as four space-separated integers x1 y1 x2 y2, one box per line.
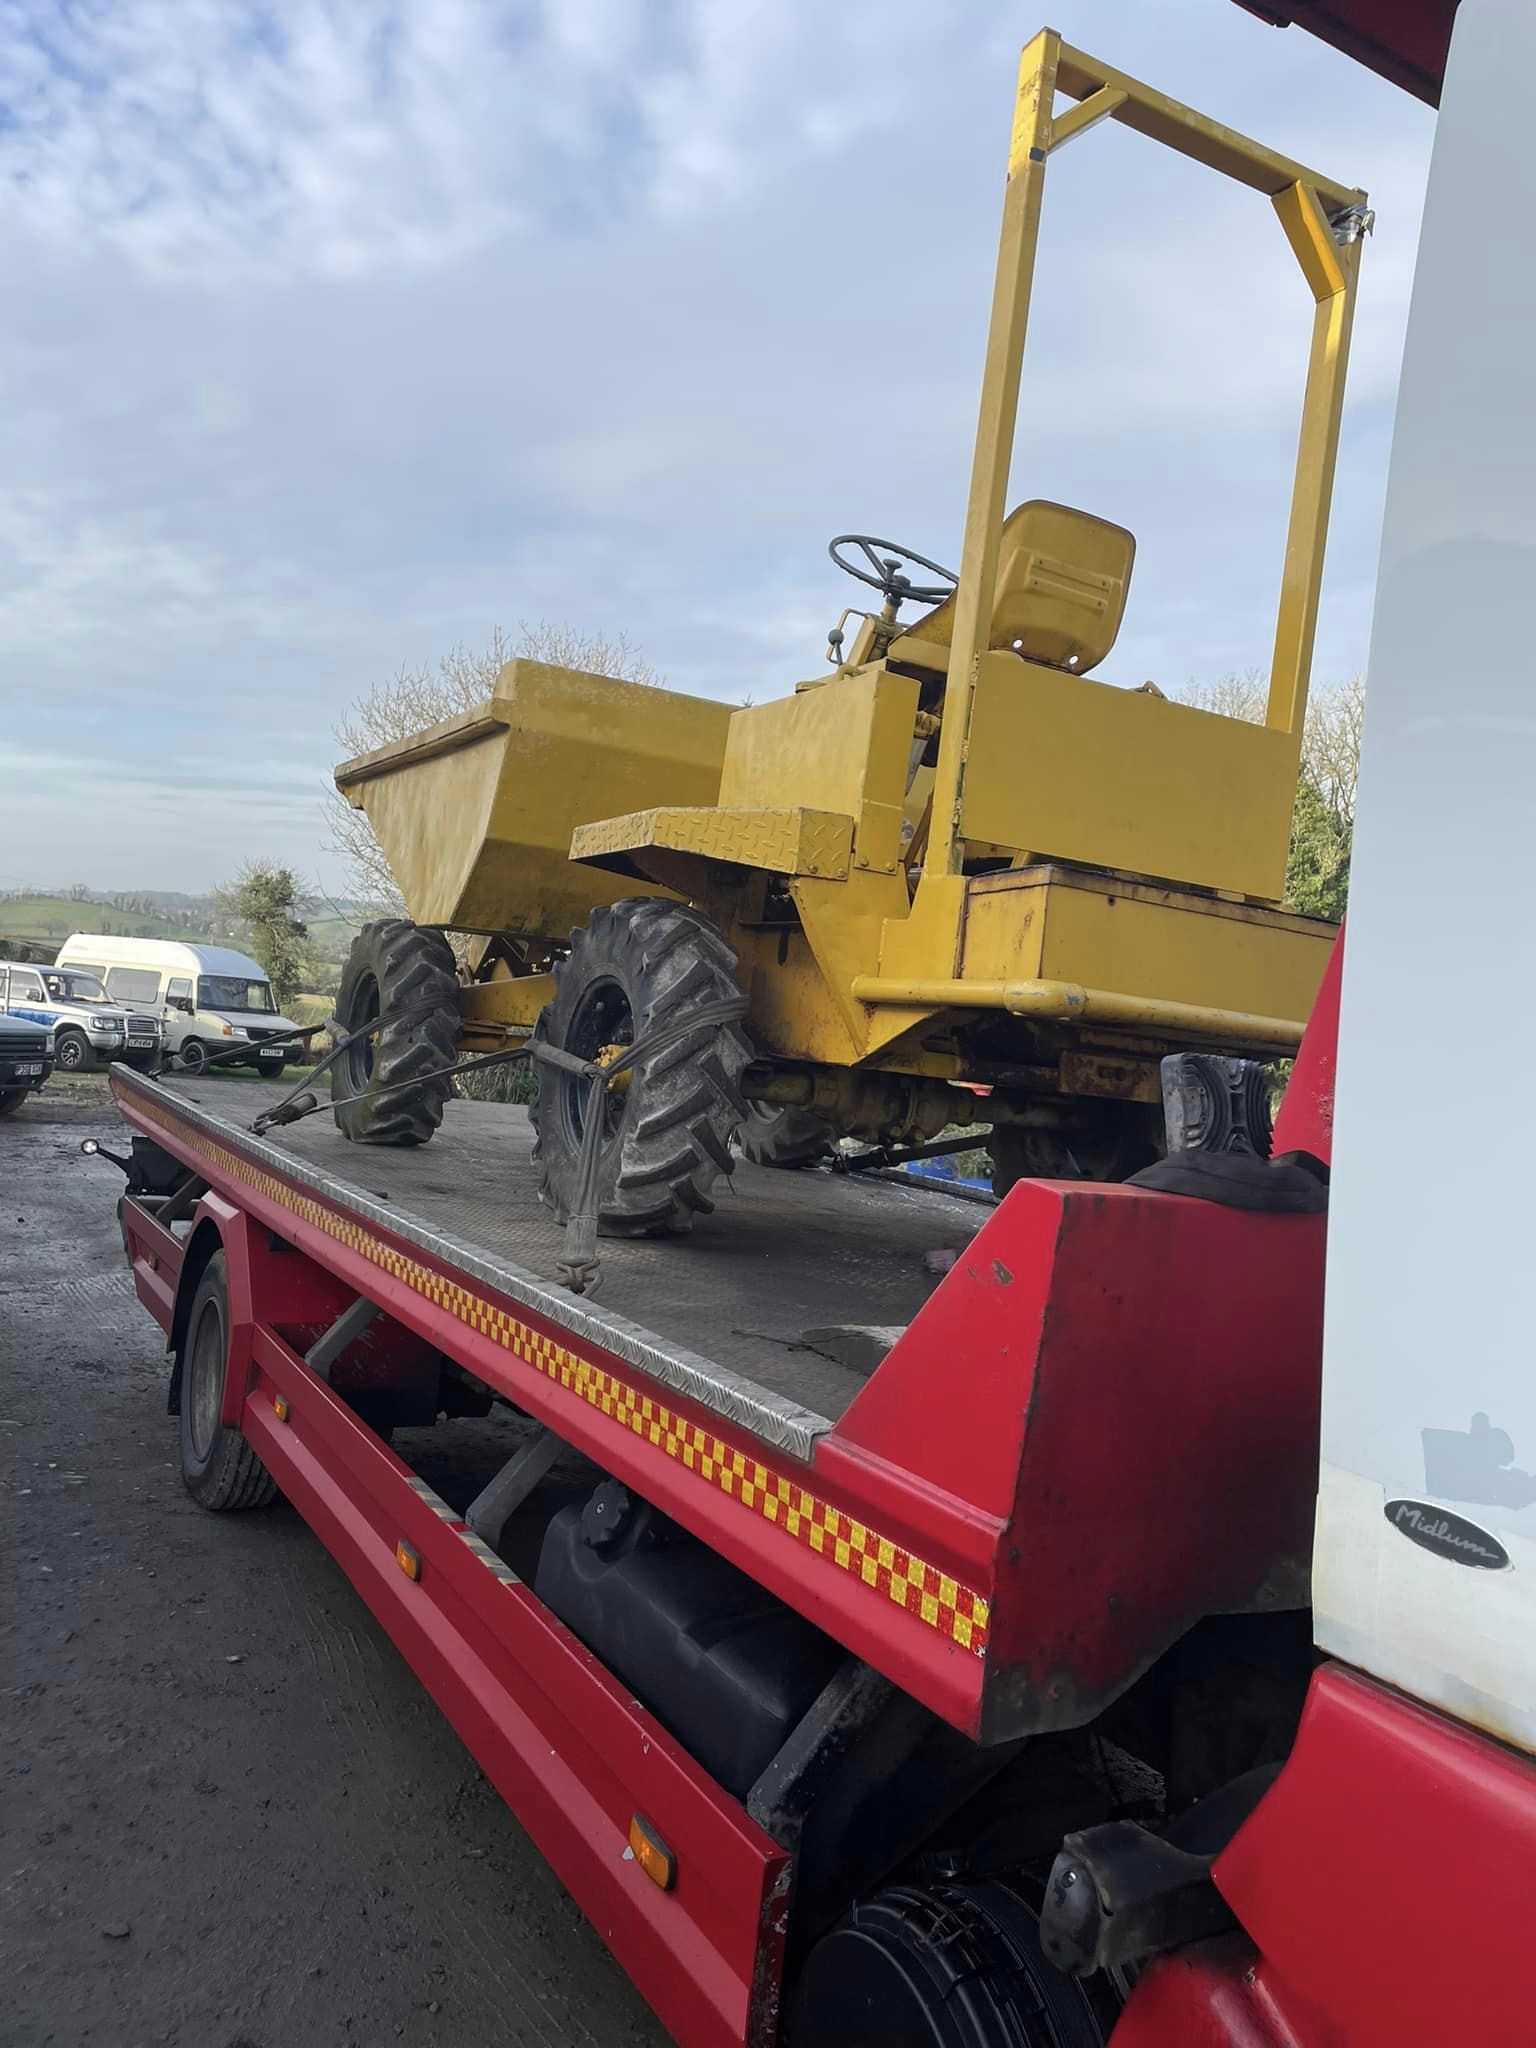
628 1814 676 1891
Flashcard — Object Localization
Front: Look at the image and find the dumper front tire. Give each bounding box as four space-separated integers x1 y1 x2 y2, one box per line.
179 1254 277 1512
531 899 751 1236
332 920 461 1147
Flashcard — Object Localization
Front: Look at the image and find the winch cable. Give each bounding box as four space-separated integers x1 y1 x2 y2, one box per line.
160 990 749 1297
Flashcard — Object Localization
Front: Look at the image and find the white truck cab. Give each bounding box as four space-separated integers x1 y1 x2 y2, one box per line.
0 958 160 1071
54 936 298 1078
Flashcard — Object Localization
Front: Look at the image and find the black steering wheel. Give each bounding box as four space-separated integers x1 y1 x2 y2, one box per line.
828 534 957 609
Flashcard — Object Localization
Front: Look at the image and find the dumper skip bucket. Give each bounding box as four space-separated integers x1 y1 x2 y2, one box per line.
334 660 732 941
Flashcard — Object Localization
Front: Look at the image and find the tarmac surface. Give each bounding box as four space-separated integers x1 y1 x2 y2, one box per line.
2 1077 667 2048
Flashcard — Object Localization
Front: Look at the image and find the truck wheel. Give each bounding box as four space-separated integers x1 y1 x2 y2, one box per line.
790 1882 1115 2048
54 1027 91 1072
332 920 461 1147
531 899 750 1236
740 1101 838 1169
178 1253 277 1511
179 1039 208 1076
0 1087 26 1117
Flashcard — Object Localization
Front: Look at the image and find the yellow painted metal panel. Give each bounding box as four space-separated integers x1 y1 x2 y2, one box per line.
960 867 1333 1024
717 670 918 873
1034 877 1333 1023
957 881 1050 985
334 662 731 936
571 806 852 881
337 713 506 928
960 654 1299 899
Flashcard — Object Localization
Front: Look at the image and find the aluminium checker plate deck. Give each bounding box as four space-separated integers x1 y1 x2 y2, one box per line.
111 1071 996 1706
154 1080 981 1447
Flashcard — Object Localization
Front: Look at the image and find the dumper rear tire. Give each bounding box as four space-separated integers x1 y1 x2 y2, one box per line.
740 1101 838 1169
531 899 751 1236
989 1108 1162 1199
332 920 461 1147
179 1254 277 1512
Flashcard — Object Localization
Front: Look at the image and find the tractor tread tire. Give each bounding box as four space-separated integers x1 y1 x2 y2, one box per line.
531 899 750 1237
740 1103 838 1170
332 920 461 1148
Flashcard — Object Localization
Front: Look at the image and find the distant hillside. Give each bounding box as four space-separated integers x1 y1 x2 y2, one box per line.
0 896 190 943
0 894 362 978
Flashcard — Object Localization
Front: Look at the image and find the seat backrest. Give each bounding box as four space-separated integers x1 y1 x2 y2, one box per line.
912 500 1135 673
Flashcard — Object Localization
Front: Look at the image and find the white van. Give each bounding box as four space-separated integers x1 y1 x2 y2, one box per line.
55 936 300 1078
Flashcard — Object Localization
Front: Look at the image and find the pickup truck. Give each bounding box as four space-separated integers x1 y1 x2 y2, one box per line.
0 960 161 1072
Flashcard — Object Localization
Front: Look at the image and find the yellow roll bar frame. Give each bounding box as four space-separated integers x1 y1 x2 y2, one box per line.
927 29 1368 875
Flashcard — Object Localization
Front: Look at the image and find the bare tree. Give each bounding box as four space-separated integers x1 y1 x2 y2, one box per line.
1179 669 1366 918
328 623 661 915
1180 670 1366 833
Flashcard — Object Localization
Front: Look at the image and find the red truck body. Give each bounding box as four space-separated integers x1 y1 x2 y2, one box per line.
111 1055 1327 2047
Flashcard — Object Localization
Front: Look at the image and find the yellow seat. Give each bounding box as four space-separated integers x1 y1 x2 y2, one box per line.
913 500 1135 674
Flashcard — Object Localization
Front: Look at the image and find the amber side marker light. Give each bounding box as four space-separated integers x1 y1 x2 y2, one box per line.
273 1395 290 1423
628 1814 676 1891
395 1540 422 1582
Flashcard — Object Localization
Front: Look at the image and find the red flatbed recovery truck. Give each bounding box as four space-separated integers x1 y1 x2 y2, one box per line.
96 4 1536 2042
104 1054 1332 2048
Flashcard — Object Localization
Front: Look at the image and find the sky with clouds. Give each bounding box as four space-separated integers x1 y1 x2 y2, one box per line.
0 0 1435 897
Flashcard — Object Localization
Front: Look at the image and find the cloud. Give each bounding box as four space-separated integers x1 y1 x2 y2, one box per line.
0 0 941 283
0 0 1435 893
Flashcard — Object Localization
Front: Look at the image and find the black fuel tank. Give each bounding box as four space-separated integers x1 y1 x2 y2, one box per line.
535 1480 844 1798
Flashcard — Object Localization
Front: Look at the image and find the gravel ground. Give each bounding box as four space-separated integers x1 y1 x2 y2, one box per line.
2 1081 667 2048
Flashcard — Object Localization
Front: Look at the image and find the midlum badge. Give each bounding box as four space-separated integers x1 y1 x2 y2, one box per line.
1384 1498 1512 1570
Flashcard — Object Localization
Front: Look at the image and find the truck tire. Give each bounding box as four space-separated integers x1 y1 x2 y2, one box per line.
178 1253 277 1511
790 1882 1115 2048
0 1087 26 1117
740 1101 838 1169
54 1027 91 1073
332 920 461 1147
178 1038 208 1076
531 899 750 1236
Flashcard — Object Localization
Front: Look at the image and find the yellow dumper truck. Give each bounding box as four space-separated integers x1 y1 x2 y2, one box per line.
334 31 1363 1234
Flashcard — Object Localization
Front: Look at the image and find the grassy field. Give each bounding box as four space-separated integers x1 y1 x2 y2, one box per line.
308 917 362 956
0 896 360 977
0 896 189 943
